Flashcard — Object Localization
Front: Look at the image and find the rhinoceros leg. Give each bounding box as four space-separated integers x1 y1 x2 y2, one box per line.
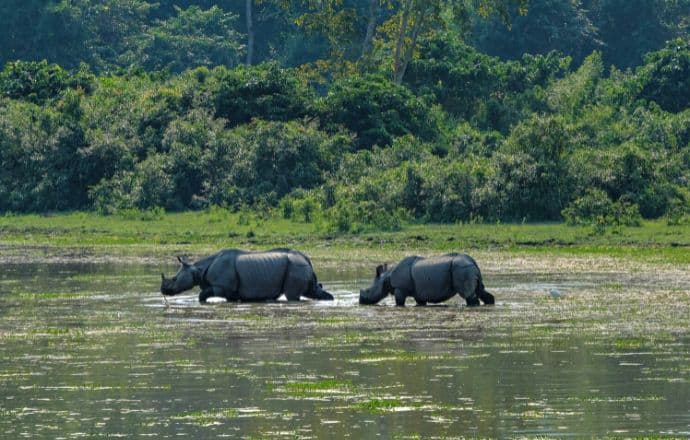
394 288 409 307
283 254 313 301
465 295 480 307
223 289 240 302
414 297 427 306
198 287 214 303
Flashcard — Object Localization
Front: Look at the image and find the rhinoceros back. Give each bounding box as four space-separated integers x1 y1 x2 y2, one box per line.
410 256 454 303
236 252 290 299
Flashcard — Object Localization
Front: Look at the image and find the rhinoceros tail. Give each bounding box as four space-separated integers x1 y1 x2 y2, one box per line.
476 278 495 305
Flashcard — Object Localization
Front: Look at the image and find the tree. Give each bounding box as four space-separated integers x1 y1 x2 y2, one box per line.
145 5 244 72
318 74 438 149
51 0 155 71
246 0 255 65
0 0 53 66
285 0 528 84
583 0 690 69
637 38 690 113
472 0 600 66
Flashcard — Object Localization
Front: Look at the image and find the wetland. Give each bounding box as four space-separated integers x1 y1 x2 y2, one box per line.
1 249 689 439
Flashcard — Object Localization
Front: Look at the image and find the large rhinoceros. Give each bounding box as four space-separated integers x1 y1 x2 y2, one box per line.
359 253 494 307
161 248 334 303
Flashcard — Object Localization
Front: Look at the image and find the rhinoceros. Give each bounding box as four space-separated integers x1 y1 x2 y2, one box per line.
359 253 494 307
161 248 334 303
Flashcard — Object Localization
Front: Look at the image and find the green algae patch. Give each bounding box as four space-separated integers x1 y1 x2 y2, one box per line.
277 379 355 398
171 408 240 426
613 337 646 350
353 398 410 414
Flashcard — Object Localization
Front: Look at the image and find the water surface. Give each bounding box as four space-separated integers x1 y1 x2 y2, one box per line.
1 262 689 438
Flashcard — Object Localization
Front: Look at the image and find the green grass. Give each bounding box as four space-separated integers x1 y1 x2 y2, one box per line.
1 210 689 263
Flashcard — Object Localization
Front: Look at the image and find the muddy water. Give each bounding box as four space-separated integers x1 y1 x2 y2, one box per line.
1 262 689 439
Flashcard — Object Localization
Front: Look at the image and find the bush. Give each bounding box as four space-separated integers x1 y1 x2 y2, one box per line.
0 60 69 104
562 189 642 227
116 206 165 221
319 74 438 150
324 199 408 233
212 63 313 127
666 196 690 225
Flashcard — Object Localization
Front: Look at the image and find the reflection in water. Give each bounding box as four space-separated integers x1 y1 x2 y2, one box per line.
0 262 689 438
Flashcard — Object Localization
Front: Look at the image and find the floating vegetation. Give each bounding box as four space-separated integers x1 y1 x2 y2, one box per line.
614 337 646 350
276 379 355 398
171 408 240 426
0 255 689 438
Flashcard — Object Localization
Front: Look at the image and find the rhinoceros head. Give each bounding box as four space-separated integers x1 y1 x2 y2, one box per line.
161 256 198 296
359 263 392 305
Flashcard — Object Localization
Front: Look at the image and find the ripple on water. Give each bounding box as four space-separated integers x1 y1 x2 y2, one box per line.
1 262 689 438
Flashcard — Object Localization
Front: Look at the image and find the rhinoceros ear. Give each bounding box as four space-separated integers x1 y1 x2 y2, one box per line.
376 264 385 278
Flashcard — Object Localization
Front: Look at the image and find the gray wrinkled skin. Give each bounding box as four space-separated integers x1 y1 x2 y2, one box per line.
161 248 334 303
359 253 495 307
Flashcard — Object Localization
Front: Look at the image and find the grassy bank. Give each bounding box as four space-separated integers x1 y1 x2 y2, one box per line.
1 210 689 264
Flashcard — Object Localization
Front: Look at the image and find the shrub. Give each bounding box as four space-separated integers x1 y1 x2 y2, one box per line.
562 189 642 227
319 74 438 150
323 199 408 233
212 63 313 127
666 196 690 225
0 60 69 104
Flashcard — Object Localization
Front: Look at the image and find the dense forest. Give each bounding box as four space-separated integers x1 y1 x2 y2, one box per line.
1 0 689 230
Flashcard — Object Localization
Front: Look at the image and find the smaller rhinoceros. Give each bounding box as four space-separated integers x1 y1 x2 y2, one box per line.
359 253 494 307
161 248 333 303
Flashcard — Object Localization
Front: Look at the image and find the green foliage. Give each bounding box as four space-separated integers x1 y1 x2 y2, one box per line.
0 60 71 104
319 74 438 149
547 52 603 116
562 188 642 228
51 0 155 70
666 196 690 226
472 0 690 69
637 38 690 113
485 114 572 221
0 3 689 229
212 63 313 127
583 0 690 69
472 0 600 66
324 199 408 233
406 34 568 131
145 6 244 73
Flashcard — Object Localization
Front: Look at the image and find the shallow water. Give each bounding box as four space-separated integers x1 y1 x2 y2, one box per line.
1 261 689 439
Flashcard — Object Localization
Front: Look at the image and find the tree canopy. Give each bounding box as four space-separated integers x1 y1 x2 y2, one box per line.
1 0 689 229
